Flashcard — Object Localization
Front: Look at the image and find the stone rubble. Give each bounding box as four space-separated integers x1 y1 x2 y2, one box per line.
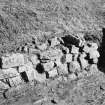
0 35 100 98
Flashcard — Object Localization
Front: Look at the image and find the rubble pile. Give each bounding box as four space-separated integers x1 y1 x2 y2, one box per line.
0 35 100 99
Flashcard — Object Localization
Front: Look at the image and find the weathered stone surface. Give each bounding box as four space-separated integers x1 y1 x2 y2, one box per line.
93 58 98 64
43 61 54 72
30 54 40 65
65 54 72 63
0 69 5 79
50 37 60 47
2 53 27 69
48 68 58 78
9 75 22 87
89 49 100 59
73 54 79 61
25 68 35 81
83 45 90 53
71 45 79 54
18 61 34 72
37 42 48 51
55 57 62 66
41 48 63 60
68 73 77 80
69 61 81 73
2 68 19 78
33 70 46 82
79 55 88 69
0 80 10 89
88 64 99 75
57 64 68 75
90 42 98 50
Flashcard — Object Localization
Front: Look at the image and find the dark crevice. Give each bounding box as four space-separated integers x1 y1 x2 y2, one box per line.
98 28 105 73
61 35 80 47
20 71 29 83
0 58 2 69
36 63 45 74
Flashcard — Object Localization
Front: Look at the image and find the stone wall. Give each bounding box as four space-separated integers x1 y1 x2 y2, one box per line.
0 35 100 99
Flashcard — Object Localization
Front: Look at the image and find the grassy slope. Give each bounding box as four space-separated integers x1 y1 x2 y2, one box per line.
0 0 104 55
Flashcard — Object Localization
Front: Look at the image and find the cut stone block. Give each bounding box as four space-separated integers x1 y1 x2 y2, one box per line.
25 68 35 81
2 68 19 78
79 56 88 69
2 53 27 69
83 45 90 53
18 61 34 73
57 64 68 75
65 54 72 63
68 73 77 80
43 61 54 72
48 68 58 77
69 61 81 73
30 55 40 65
34 70 46 82
41 48 63 61
71 45 79 54
55 57 62 66
89 50 100 59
